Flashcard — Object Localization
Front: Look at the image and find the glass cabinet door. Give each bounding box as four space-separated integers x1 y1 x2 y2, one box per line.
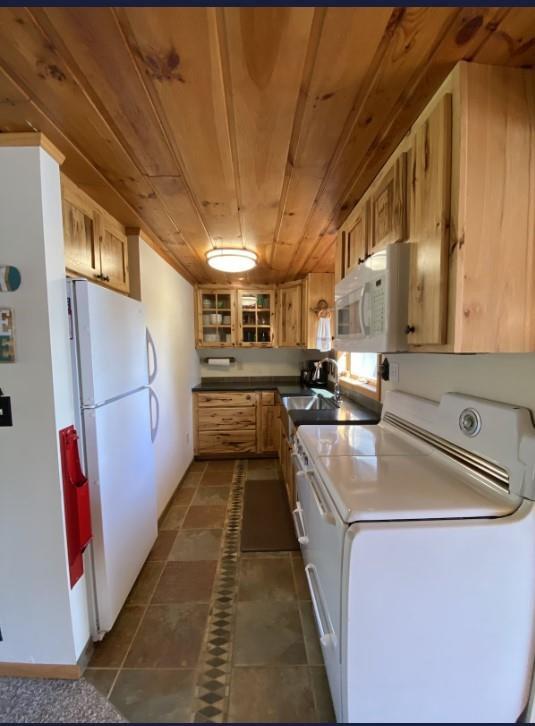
238 289 275 346
197 289 235 347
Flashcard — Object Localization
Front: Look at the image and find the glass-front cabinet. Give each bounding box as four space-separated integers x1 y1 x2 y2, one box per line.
237 289 276 347
196 288 236 347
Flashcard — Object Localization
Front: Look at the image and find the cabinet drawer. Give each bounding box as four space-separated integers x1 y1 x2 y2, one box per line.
197 392 256 407
198 430 256 454
198 406 256 431
260 391 275 406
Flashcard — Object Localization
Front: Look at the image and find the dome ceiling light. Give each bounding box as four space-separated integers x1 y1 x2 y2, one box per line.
206 247 257 273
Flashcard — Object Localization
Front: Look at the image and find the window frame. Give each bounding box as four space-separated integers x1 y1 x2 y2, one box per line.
337 352 382 401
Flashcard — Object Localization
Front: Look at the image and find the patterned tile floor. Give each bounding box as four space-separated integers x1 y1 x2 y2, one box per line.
84 459 335 723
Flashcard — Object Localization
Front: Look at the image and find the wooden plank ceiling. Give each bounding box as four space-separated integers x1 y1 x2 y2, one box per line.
0 7 533 284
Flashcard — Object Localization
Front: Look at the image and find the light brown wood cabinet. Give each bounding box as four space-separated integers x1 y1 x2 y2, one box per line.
345 198 369 272
336 62 535 353
238 289 276 347
194 274 333 350
407 94 452 346
278 281 304 347
61 175 130 295
196 287 237 348
194 391 257 455
369 152 407 255
194 390 277 457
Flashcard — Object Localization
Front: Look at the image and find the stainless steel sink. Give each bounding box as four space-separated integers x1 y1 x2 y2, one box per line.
281 395 336 411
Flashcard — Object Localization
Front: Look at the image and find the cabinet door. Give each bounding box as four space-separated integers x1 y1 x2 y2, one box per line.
238 289 275 347
370 153 407 254
62 194 99 279
334 230 346 284
259 405 275 452
197 288 236 347
278 282 303 347
345 199 369 272
407 94 452 346
99 216 129 293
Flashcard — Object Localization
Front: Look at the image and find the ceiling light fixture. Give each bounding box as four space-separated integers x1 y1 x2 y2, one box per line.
206 247 257 273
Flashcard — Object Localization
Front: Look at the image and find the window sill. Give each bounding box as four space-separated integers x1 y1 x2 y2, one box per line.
339 376 381 402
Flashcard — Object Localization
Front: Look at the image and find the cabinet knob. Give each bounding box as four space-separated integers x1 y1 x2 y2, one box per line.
358 257 365 265
102 275 110 282
405 325 416 334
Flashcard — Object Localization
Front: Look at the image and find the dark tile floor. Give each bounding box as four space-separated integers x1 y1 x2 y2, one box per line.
84 459 335 723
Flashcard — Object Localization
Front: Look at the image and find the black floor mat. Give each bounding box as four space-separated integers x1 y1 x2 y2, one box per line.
241 477 299 552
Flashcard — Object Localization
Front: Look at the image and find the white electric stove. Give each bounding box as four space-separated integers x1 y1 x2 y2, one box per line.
293 391 535 723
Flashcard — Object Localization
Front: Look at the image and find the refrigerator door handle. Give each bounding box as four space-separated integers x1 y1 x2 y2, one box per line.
146 328 158 385
149 387 159 443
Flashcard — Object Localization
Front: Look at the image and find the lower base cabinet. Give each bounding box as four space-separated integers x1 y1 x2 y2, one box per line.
194 391 277 456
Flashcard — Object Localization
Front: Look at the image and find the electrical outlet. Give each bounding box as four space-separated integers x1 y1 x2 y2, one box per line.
390 362 400 384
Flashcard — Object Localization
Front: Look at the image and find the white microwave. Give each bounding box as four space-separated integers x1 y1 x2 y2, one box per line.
334 243 411 353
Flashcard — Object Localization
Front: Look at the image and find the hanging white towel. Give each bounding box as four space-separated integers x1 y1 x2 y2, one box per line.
316 314 332 352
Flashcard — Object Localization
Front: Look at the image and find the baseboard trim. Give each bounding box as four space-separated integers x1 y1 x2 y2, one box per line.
0 661 81 679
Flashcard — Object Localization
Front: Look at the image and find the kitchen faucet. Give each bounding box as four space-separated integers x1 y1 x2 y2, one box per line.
313 357 342 407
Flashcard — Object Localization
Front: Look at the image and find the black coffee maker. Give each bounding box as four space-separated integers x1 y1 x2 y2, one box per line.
300 360 328 388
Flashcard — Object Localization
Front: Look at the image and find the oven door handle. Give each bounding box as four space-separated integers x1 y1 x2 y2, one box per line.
307 470 336 525
305 564 335 649
292 501 308 545
292 446 312 474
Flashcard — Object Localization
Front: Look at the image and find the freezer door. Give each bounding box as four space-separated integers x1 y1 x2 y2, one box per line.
84 388 157 633
74 279 148 405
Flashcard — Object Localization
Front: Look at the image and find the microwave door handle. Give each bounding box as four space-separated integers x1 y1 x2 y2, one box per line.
358 284 367 335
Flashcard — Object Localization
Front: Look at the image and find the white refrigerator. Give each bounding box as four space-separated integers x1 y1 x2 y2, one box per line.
67 279 157 638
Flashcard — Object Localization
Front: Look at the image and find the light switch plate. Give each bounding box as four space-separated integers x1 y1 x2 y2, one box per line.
0 395 13 426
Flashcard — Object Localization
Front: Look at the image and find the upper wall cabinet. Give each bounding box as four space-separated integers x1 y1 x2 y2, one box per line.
99 217 129 293
369 153 407 254
407 94 452 346
336 62 535 353
345 198 369 273
278 280 304 348
237 288 276 347
194 273 333 350
62 178 100 281
196 287 237 347
61 175 130 295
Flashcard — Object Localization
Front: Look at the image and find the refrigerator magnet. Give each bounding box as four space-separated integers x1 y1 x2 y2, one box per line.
0 266 21 292
0 308 15 362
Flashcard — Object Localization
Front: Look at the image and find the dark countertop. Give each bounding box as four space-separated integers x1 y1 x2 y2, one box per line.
192 378 312 396
289 402 380 428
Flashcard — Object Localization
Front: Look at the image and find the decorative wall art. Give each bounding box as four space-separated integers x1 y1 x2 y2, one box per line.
0 266 22 292
0 308 15 362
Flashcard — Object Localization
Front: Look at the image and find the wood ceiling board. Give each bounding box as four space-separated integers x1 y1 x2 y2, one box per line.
288 6 459 276
219 7 314 256
0 67 198 285
333 8 509 224
0 9 146 187
271 7 393 278
117 7 242 246
298 6 516 272
473 8 535 67
30 8 177 177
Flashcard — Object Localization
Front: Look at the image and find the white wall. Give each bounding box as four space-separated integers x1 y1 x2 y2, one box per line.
0 145 88 665
140 242 200 515
199 348 319 378
383 353 535 413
